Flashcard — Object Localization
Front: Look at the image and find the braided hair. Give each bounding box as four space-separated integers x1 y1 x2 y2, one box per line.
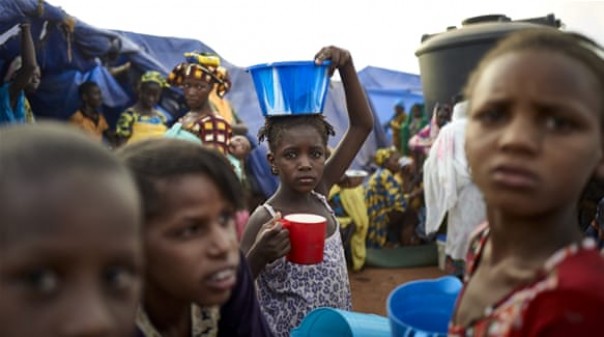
257 115 336 151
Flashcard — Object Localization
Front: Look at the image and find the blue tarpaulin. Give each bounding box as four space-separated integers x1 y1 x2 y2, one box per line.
358 66 424 143
1 0 423 198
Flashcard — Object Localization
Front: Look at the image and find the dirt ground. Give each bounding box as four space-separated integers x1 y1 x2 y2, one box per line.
349 266 446 316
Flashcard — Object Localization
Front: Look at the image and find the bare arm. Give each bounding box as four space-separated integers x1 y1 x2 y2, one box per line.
240 208 290 279
9 23 37 107
108 61 131 77
314 46 374 195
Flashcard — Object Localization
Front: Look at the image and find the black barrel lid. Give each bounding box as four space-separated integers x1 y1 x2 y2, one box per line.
416 14 561 56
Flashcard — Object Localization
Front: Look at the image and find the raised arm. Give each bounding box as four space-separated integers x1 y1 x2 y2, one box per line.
314 46 374 195
9 23 37 106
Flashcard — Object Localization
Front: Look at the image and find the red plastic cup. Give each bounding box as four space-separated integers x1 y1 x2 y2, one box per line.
281 213 327 264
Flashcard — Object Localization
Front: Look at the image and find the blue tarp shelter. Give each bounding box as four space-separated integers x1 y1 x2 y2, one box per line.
1 0 423 198
358 66 424 143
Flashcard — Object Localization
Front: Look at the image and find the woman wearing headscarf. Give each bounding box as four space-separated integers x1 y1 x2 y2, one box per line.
408 102 451 165
165 53 251 183
115 71 169 145
399 103 428 156
167 52 235 154
365 147 416 248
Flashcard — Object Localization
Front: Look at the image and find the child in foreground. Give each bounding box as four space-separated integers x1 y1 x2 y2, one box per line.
0 123 143 337
117 138 272 337
450 28 604 336
240 45 374 337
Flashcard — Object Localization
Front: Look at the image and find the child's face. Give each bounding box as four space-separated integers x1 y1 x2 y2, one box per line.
466 50 603 216
182 77 212 111
84 86 103 109
139 82 162 110
269 124 327 193
0 173 142 337
145 174 239 307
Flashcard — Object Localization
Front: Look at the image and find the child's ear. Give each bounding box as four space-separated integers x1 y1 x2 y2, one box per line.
267 152 279 176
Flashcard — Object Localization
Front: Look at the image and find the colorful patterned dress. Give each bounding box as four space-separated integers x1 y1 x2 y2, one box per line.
449 223 604 336
180 112 233 156
365 167 407 248
256 192 352 337
115 108 167 144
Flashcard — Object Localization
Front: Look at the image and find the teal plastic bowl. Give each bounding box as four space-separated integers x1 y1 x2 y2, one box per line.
247 60 331 116
291 308 391 337
387 276 462 337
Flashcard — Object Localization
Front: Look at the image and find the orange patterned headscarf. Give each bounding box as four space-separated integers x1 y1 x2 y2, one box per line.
167 52 231 97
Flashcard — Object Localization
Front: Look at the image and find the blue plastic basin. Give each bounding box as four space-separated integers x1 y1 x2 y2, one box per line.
247 60 331 116
291 307 391 337
387 276 462 337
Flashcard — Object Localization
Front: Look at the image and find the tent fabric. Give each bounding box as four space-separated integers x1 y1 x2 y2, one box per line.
1 0 423 198
358 66 424 144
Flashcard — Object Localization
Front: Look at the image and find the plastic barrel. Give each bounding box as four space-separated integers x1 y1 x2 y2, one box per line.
415 14 561 114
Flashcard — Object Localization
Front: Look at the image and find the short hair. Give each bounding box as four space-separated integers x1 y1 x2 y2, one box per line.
257 115 335 151
116 138 244 221
0 122 129 188
464 28 604 116
78 81 99 99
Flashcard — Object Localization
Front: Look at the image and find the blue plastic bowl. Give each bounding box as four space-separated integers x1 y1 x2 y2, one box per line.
387 276 462 337
291 307 391 337
247 60 331 116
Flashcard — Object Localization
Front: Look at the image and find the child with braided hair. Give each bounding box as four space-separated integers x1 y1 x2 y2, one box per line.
240 46 374 337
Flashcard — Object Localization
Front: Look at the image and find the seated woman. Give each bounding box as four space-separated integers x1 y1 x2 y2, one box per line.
115 71 169 146
365 147 421 248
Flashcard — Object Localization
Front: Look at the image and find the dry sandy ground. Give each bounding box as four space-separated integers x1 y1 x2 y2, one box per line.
349 266 446 316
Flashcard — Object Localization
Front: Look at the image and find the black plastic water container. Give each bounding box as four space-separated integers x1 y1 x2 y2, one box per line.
415 14 562 113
